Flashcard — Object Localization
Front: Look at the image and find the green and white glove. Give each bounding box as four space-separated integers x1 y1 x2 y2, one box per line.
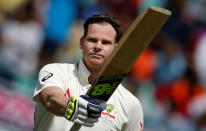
64 95 106 127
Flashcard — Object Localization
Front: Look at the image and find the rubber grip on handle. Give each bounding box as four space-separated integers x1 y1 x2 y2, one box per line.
69 123 82 131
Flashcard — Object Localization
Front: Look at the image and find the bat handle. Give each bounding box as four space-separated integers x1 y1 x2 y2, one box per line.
69 122 82 131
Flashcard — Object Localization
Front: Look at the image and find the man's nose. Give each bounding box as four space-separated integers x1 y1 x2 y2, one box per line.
96 41 102 48
94 42 102 51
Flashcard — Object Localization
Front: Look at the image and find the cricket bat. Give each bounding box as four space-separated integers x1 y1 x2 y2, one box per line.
70 6 171 131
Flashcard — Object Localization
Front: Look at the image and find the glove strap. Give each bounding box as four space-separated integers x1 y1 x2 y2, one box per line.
64 96 77 120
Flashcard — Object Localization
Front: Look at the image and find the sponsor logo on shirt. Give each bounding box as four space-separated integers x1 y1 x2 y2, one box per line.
42 72 53 82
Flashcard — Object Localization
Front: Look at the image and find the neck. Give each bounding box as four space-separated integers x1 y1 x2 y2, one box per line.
88 67 101 84
82 59 101 84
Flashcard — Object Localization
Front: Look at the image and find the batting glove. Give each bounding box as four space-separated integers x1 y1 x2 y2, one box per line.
64 95 106 127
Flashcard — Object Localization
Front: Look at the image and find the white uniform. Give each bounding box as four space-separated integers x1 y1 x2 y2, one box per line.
33 59 144 131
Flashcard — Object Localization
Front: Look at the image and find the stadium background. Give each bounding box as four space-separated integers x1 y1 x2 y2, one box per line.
0 0 206 130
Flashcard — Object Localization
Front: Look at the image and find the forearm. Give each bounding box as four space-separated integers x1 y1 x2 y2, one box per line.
39 86 69 116
37 86 105 127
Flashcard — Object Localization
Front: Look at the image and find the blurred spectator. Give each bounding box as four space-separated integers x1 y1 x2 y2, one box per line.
55 21 83 64
162 15 192 47
130 48 158 83
0 1 43 79
170 66 205 116
181 0 206 26
188 94 206 131
44 0 77 44
194 32 206 87
154 34 187 85
38 0 78 66
187 28 206 61
154 63 205 129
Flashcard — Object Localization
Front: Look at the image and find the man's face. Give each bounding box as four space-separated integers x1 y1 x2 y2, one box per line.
80 23 117 70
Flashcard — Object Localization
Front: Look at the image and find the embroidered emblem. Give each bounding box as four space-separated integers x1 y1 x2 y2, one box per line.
106 104 114 113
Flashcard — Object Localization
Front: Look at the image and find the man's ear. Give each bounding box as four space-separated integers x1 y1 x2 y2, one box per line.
80 36 84 49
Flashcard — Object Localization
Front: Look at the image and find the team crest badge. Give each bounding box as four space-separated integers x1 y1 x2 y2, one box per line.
106 104 114 113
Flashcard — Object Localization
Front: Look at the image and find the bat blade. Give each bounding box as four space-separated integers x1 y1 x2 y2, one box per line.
101 6 171 75
86 6 171 102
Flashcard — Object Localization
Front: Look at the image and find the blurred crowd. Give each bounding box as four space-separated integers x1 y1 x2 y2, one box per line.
0 0 206 131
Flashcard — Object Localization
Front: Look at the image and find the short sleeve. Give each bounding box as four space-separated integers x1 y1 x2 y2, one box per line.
123 97 144 131
33 64 65 102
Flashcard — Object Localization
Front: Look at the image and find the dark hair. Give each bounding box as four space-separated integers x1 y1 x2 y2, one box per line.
83 14 123 43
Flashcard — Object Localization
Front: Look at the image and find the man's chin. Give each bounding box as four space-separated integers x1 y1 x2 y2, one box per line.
91 60 104 66
89 59 104 66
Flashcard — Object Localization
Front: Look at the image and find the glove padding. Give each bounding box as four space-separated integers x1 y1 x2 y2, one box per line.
64 95 106 127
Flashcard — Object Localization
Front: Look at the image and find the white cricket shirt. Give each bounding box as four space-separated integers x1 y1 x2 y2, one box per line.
33 59 143 131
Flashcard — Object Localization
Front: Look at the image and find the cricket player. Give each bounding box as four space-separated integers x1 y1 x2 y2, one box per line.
33 14 143 131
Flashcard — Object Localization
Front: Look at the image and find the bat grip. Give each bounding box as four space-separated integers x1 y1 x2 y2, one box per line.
69 123 82 131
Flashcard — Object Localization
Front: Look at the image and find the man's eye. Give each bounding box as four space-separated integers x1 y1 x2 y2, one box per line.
88 38 96 43
103 41 111 45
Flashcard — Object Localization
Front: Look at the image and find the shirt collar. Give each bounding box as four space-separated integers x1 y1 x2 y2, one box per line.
78 59 91 85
